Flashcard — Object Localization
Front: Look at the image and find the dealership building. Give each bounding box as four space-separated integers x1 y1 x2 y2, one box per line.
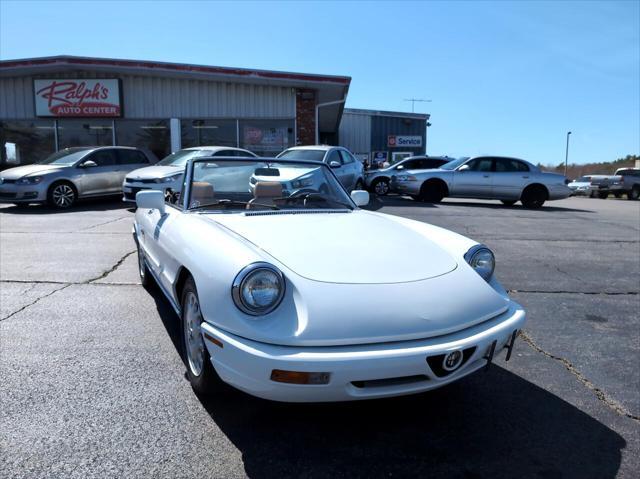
0 55 428 167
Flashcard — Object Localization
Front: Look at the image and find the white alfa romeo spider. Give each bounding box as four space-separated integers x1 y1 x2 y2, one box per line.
133 157 526 402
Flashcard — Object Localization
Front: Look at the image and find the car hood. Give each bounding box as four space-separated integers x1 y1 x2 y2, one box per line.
210 210 457 284
0 164 64 179
126 165 182 180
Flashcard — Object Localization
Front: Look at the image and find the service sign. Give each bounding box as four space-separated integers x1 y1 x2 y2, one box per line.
387 135 422 147
34 79 122 117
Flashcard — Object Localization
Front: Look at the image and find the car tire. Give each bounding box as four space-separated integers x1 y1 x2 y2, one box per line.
628 186 640 200
136 242 152 289
597 191 608 199
181 276 222 396
521 185 548 209
47 181 77 209
501 200 517 206
419 181 445 203
371 178 390 196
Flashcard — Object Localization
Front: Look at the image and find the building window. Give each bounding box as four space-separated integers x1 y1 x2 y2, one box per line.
181 119 237 149
57 119 114 149
240 119 294 156
0 120 56 167
115 119 170 161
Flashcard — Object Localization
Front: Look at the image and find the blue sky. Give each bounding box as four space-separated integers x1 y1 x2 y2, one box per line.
1 0 638 165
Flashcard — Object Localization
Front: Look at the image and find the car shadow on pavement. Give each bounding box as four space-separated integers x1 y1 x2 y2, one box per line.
148 285 625 479
375 196 595 213
0 197 129 214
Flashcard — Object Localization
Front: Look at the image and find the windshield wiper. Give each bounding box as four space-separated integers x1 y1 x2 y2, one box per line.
275 193 354 210
189 199 279 211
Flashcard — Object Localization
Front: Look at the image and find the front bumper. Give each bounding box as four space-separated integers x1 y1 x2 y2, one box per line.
0 183 47 203
201 303 526 402
122 182 179 202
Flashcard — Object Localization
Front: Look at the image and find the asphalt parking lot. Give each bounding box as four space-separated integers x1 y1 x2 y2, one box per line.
1 195 639 479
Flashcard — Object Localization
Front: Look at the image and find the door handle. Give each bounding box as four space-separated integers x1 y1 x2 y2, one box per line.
522 176 529 179
483 175 490 178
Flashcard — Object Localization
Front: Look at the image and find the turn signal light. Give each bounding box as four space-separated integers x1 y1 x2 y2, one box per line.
270 369 330 385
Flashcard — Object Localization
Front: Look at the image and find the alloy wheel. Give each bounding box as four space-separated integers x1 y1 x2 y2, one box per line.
52 184 75 208
184 291 205 377
374 180 389 195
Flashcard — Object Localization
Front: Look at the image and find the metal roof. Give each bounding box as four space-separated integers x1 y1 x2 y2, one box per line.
344 107 429 121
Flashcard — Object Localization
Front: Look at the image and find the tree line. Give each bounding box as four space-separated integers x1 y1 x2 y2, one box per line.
538 155 639 179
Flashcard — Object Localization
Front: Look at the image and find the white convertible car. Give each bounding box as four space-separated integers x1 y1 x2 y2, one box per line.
134 157 526 402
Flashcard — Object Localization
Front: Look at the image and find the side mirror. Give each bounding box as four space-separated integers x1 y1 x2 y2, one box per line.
329 161 341 169
80 160 97 168
351 190 369 207
458 164 470 172
136 190 165 214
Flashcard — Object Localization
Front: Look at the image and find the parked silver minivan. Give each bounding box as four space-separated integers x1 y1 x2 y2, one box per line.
0 146 155 208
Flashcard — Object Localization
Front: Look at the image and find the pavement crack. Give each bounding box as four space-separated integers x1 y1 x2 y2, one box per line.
520 331 640 422
87 250 136 283
79 216 129 232
0 284 71 322
508 289 639 295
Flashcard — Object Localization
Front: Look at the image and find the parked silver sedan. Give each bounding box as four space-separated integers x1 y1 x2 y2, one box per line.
365 155 453 195
0 146 155 208
391 156 572 208
276 145 365 192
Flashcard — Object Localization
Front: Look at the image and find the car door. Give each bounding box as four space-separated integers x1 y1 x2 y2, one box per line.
338 149 358 189
77 149 120 196
325 149 349 187
492 158 531 199
116 150 151 188
450 157 494 198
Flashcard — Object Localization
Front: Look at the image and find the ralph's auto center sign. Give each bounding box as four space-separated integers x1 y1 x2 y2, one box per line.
33 79 122 117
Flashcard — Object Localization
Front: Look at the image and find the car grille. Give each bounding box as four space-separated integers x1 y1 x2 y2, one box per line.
0 192 18 199
126 177 157 184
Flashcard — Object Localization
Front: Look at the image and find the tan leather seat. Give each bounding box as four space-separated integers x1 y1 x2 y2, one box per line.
190 181 215 208
247 181 283 209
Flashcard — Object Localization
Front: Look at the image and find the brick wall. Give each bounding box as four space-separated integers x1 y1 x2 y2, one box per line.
295 89 316 145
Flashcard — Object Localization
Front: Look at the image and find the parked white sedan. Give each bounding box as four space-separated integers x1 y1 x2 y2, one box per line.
123 146 257 202
133 157 526 402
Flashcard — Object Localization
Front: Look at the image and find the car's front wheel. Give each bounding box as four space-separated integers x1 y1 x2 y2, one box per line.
371 178 390 196
182 276 220 396
598 191 608 199
419 180 446 203
136 242 151 288
628 186 640 200
48 181 77 209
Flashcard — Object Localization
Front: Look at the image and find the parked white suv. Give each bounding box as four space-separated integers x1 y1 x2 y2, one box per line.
276 145 365 192
123 146 257 202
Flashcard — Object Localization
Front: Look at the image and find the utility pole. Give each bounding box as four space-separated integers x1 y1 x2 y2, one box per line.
564 131 571 177
403 98 431 113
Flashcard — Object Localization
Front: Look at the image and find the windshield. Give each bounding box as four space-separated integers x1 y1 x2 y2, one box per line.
157 149 213 167
187 159 354 212
440 157 470 170
37 148 90 165
276 149 326 162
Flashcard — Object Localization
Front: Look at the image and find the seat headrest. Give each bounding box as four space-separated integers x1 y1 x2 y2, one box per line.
253 181 283 199
190 181 214 207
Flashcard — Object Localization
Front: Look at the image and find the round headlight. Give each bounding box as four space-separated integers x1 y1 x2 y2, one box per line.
464 245 495 281
232 263 285 316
